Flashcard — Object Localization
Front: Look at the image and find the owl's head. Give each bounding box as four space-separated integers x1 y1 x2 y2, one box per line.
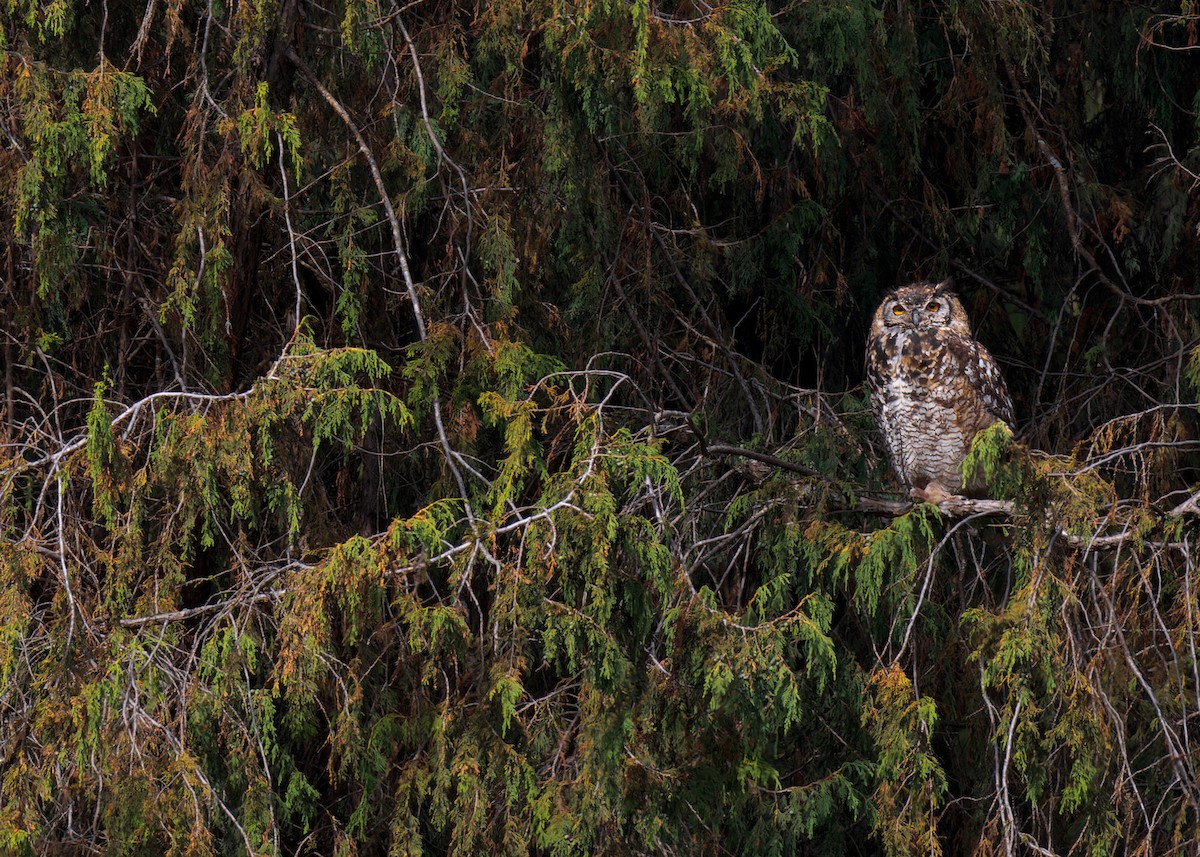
871 278 971 337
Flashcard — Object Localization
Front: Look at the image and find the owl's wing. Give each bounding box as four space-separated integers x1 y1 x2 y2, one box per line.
955 337 1015 426
864 335 889 400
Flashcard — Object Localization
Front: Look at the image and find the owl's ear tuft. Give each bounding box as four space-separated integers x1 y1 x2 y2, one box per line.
933 277 955 295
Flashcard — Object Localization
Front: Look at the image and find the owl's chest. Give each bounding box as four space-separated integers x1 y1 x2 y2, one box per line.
879 371 962 437
870 329 974 483
882 329 958 393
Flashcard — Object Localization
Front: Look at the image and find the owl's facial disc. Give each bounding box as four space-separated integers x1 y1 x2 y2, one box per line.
887 302 909 325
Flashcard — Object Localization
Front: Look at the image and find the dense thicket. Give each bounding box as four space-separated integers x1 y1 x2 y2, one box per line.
2 1 1200 854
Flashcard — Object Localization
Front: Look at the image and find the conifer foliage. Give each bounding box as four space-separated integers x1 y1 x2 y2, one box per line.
2 1 1200 854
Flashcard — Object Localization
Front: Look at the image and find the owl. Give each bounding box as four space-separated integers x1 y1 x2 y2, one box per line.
865 279 1014 503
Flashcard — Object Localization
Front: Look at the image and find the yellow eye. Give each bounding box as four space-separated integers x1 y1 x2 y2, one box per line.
926 301 940 312
892 305 905 316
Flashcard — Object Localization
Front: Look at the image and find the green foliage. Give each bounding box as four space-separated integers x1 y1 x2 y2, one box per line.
1186 343 1200 399
961 419 1016 496
865 665 947 857
85 369 121 524
3 0 1200 855
8 56 153 297
231 82 302 177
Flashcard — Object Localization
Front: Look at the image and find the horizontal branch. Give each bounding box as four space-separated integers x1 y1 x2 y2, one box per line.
704 442 825 479
701 441 1013 518
117 588 285 627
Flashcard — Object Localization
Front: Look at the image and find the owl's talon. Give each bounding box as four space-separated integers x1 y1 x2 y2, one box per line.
910 482 956 506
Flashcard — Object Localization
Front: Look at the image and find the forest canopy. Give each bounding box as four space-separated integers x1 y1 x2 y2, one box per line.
2 1 1200 854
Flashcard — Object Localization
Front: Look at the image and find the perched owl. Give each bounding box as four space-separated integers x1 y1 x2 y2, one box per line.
865 279 1014 503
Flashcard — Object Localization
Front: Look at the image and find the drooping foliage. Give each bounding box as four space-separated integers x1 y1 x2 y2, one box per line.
2 1 1200 854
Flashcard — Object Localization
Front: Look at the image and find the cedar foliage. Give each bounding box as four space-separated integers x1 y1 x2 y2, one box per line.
2 1 1200 854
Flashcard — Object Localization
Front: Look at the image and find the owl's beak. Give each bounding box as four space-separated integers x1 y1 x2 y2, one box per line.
911 310 923 325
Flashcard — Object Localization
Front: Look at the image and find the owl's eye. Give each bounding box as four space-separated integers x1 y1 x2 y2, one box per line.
891 305 905 316
926 301 941 312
